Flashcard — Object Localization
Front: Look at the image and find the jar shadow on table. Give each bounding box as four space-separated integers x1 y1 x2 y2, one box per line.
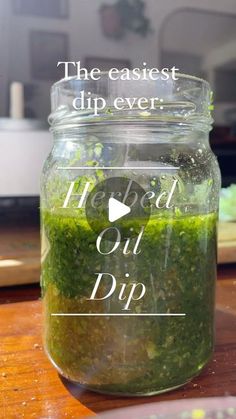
59 375 120 409
58 370 198 412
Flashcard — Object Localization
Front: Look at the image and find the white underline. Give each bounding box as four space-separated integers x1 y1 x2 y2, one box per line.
51 313 186 317
57 167 180 170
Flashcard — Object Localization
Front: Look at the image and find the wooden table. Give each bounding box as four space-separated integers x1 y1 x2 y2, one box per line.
0 222 40 288
1 274 236 418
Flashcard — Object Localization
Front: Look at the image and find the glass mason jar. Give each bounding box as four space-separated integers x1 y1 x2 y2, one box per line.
41 73 221 396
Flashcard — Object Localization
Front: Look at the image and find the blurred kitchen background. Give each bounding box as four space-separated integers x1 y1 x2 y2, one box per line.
0 0 236 292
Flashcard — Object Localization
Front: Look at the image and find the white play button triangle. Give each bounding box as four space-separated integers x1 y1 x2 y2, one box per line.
108 197 131 222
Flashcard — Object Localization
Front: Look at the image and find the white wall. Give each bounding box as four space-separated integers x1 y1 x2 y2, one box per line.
0 130 52 196
0 2 11 116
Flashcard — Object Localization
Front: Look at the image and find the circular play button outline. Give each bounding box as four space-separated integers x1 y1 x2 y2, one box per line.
108 197 131 222
85 176 151 241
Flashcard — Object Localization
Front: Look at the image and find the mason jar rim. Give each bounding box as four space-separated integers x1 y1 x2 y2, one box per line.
49 72 213 132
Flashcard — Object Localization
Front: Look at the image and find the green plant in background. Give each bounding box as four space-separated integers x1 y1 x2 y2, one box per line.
219 184 236 221
117 0 152 37
100 0 152 39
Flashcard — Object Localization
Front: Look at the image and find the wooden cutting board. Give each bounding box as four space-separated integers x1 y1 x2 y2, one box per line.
218 222 236 264
0 224 40 287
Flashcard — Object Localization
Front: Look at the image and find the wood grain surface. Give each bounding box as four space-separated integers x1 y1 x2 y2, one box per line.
1 279 236 419
218 222 236 264
0 224 40 287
